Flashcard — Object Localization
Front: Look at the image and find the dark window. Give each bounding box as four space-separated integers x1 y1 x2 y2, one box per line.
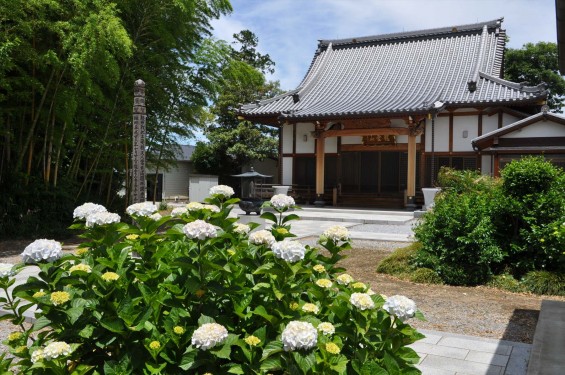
424 156 477 187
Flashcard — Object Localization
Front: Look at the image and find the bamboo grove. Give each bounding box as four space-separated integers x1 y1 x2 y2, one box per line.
0 0 233 237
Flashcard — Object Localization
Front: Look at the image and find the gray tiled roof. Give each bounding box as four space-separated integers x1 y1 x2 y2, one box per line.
472 111 565 149
240 18 547 121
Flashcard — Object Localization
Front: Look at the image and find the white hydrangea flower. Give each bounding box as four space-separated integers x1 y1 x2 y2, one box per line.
43 341 72 360
126 202 158 217
383 295 417 321
249 230 275 246
203 204 220 213
350 293 375 311
336 273 354 285
73 202 107 221
317 322 335 336
183 220 217 240
171 207 188 217
271 240 306 263
0 263 15 277
191 323 228 350
281 321 318 351
270 194 295 210
86 212 121 228
209 185 235 198
187 202 204 211
233 223 250 235
322 225 350 242
149 213 162 221
31 348 44 363
21 239 62 264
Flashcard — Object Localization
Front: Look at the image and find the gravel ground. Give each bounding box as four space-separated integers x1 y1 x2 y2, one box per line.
347 220 419 235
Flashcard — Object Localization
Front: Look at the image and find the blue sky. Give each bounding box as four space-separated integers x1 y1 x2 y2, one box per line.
211 0 558 90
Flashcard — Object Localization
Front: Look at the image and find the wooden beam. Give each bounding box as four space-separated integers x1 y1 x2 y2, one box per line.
322 127 409 138
340 144 420 152
449 113 453 153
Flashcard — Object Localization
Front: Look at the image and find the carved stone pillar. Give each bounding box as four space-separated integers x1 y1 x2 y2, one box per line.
132 79 147 204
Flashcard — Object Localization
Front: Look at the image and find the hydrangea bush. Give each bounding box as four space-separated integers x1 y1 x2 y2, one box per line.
0 186 424 374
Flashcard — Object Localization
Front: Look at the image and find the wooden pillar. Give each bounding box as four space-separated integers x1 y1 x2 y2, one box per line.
407 134 417 203
313 123 326 205
315 137 325 195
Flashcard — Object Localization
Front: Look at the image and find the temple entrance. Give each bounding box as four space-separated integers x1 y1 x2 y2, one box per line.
340 151 403 194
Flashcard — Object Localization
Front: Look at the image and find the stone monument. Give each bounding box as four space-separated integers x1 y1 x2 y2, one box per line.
132 79 146 204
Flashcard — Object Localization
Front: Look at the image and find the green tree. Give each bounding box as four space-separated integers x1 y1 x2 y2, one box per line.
192 30 282 178
504 42 565 112
0 0 233 238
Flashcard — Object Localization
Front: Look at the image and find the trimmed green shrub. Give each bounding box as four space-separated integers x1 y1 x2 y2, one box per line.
415 160 565 287
414 175 503 285
501 156 560 197
497 157 565 276
376 243 420 275
487 274 526 293
409 268 443 285
522 271 565 296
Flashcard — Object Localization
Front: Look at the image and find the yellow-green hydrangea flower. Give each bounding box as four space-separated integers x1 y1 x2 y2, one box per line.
227 249 236 256
8 332 23 342
352 282 366 290
101 272 119 282
313 264 326 273
33 291 46 298
316 278 332 288
69 264 92 274
173 326 185 335
50 291 70 306
126 234 139 240
75 248 89 256
289 302 299 310
15 346 27 354
244 335 261 346
149 341 161 350
325 342 341 354
302 303 319 314
276 227 289 235
317 322 335 336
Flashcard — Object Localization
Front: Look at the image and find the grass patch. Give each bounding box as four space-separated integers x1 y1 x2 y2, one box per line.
409 268 443 284
522 271 565 296
487 274 526 293
376 243 420 275
376 243 442 284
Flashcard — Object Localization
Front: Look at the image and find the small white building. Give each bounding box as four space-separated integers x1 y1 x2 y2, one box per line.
147 145 194 201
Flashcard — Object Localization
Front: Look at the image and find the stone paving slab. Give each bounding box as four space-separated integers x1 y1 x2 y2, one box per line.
412 329 532 375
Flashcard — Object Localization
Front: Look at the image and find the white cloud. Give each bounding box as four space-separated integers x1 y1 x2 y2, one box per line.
212 0 557 90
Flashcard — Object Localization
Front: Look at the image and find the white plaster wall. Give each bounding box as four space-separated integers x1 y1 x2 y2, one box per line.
502 121 565 138
503 114 521 127
482 115 498 135
390 119 406 127
282 157 293 185
162 162 191 197
481 155 492 176
296 122 315 153
453 115 478 152
425 116 449 152
396 135 408 143
325 137 337 153
282 124 294 153
341 136 362 144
